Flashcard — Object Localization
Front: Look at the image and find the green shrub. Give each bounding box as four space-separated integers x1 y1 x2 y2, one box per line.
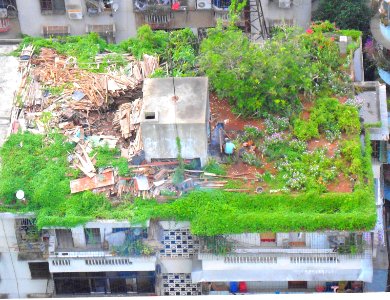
242 152 263 167
293 119 319 140
93 146 130 176
203 158 227 175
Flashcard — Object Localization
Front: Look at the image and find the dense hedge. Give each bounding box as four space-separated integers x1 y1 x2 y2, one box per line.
130 131 376 235
0 132 376 234
131 188 376 235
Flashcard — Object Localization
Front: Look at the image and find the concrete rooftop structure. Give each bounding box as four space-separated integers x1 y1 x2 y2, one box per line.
357 82 389 141
140 77 209 166
141 77 209 125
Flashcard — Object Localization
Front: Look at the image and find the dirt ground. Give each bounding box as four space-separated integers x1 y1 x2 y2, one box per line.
210 94 264 134
209 93 353 193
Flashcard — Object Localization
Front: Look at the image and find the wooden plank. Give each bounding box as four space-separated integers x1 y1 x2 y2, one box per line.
79 143 95 172
129 160 191 168
70 171 115 193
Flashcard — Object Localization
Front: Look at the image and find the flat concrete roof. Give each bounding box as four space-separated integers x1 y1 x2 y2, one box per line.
141 77 208 124
357 82 389 141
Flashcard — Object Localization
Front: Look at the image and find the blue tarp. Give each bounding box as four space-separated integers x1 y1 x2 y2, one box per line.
384 182 390 201
378 68 390 85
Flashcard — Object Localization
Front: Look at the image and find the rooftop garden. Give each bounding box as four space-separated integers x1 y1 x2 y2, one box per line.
0 21 376 235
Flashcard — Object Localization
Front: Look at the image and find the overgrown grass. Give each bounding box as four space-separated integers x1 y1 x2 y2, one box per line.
14 33 123 72
93 146 130 176
0 133 114 228
130 189 376 235
125 133 376 235
0 132 376 234
14 25 198 76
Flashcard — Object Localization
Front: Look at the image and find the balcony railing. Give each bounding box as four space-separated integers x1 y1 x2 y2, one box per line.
49 255 157 273
197 232 370 257
143 13 173 29
50 228 158 258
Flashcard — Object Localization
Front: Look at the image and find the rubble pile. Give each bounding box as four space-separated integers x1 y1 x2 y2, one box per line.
113 98 143 158
9 45 256 203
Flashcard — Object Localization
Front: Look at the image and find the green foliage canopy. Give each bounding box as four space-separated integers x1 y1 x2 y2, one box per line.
0 133 113 228
199 23 350 117
313 0 372 37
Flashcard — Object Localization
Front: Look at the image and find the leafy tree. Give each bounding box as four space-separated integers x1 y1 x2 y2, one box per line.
119 25 169 59
199 25 314 117
313 0 372 37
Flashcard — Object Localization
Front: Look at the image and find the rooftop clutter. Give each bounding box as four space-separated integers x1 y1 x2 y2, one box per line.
0 22 377 235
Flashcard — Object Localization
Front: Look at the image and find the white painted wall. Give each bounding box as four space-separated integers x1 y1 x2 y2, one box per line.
0 214 48 298
261 0 312 28
15 0 137 41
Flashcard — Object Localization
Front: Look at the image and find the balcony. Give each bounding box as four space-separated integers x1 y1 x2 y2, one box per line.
214 10 245 27
193 233 373 283
197 232 369 256
49 255 156 273
212 0 230 11
86 0 116 16
193 252 372 283
15 218 49 260
143 13 173 29
48 227 159 273
133 0 172 13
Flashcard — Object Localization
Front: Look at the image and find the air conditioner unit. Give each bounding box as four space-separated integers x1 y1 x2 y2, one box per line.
197 0 212 10
279 0 291 8
68 10 83 19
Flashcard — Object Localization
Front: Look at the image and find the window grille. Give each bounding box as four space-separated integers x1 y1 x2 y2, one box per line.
87 24 116 42
40 0 65 14
288 281 307 289
43 25 70 38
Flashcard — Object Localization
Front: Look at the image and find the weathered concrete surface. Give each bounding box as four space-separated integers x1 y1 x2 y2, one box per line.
141 77 209 166
0 44 19 146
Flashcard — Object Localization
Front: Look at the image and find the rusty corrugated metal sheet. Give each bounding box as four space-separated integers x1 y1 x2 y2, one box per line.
70 171 115 193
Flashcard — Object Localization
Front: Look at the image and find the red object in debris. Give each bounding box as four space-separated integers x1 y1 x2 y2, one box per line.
238 282 247 293
11 120 20 133
172 2 180 10
0 18 10 33
315 285 325 292
70 171 115 193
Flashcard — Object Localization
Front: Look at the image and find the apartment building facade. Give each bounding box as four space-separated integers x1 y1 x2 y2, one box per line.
0 214 380 297
12 0 312 42
1 80 388 297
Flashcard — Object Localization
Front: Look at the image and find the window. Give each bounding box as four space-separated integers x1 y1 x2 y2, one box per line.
288 281 307 289
15 218 39 242
372 140 380 159
29 262 50 279
267 18 294 30
84 228 101 246
56 229 74 249
43 26 70 38
260 232 276 242
87 24 116 43
144 112 156 120
86 0 114 14
40 0 65 15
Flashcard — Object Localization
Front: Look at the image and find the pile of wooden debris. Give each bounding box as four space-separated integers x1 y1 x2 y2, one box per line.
10 45 159 159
